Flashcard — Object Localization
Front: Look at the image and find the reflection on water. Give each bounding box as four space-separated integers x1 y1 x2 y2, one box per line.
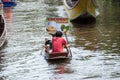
0 0 120 80
3 7 13 23
3 7 15 39
71 25 99 50
71 0 120 54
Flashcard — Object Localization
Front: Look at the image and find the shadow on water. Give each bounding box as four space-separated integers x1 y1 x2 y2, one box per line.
71 17 96 27
71 22 96 28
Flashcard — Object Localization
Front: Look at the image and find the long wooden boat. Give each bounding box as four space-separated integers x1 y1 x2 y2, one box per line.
1 0 17 7
44 48 72 60
0 4 7 48
63 0 97 22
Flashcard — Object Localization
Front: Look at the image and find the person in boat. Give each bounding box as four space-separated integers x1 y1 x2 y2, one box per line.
44 21 69 53
52 31 69 53
45 31 69 53
44 21 59 52
44 21 61 48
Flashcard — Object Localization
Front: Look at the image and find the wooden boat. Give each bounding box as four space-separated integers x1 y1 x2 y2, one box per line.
44 50 72 60
0 4 7 48
43 44 72 60
63 0 97 22
1 0 17 7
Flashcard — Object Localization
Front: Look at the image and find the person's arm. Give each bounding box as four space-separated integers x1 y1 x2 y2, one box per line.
65 44 70 52
63 38 69 52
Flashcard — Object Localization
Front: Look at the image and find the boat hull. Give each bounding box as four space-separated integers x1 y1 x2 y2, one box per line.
0 4 7 48
44 51 72 60
2 0 17 7
0 15 7 48
63 0 97 21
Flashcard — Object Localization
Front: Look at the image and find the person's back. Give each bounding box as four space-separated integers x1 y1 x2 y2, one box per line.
52 31 67 53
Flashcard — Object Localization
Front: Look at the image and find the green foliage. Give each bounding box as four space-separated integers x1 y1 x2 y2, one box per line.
61 25 69 32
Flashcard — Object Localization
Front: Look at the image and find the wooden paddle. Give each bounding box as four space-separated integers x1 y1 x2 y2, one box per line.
40 46 44 55
64 31 72 57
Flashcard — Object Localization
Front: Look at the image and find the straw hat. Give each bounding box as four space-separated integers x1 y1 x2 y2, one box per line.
46 26 57 34
46 21 58 34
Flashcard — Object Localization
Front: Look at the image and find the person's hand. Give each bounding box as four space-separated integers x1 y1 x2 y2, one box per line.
68 45 70 48
63 29 67 34
66 44 70 48
42 45 45 48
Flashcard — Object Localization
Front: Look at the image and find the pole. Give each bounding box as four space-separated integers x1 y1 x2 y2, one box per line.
40 46 44 55
64 32 72 57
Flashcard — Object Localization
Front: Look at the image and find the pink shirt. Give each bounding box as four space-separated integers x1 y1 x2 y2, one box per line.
52 37 66 53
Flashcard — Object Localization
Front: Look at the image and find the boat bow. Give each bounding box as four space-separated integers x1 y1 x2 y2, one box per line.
63 0 97 21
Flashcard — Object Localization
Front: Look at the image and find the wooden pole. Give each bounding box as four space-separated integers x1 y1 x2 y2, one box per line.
64 32 72 57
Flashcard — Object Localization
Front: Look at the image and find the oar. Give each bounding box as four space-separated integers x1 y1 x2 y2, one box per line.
40 45 44 55
64 32 72 57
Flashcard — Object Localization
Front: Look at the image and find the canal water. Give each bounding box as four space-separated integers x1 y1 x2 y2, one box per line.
0 0 120 80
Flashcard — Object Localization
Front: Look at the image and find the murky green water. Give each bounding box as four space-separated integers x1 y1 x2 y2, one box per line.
0 0 120 80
